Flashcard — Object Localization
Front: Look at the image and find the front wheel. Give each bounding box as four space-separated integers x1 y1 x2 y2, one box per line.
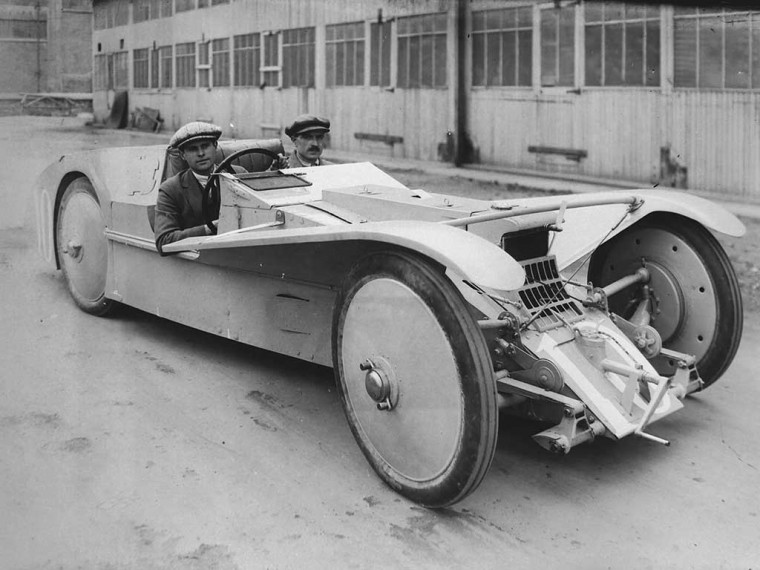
332 251 498 508
56 178 116 316
588 213 743 387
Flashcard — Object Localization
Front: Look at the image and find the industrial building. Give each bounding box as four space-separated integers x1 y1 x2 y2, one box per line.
91 0 760 202
0 0 91 94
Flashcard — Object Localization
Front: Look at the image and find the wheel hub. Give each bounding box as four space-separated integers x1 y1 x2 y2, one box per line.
360 357 398 411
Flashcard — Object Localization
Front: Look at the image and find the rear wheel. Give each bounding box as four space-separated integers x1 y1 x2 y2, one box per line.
332 251 498 507
56 178 116 316
588 213 742 387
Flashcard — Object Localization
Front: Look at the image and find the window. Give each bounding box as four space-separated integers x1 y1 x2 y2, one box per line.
211 0 229 5
326 22 365 87
540 4 575 87
234 33 260 86
133 48 149 88
93 2 126 29
262 32 280 87
176 42 195 87
197 0 208 8
94 53 108 90
472 7 532 87
0 18 47 39
133 0 150 23
174 0 195 13
113 51 129 89
397 13 447 88
158 46 174 88
212 38 230 86
370 20 391 87
197 41 210 87
160 0 172 18
584 3 660 87
282 27 315 88
674 8 760 89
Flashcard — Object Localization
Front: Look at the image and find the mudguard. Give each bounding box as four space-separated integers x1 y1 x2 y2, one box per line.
162 219 527 292
33 146 165 264
547 189 746 270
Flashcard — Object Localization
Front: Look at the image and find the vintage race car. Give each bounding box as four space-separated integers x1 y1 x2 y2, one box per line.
33 139 744 507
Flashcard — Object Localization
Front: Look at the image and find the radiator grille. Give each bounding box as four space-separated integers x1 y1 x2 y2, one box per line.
518 256 583 331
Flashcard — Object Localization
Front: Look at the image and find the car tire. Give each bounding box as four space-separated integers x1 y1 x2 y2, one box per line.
332 250 498 508
56 177 117 316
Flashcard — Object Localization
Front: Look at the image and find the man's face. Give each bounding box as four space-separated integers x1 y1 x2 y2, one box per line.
180 140 216 175
293 132 326 163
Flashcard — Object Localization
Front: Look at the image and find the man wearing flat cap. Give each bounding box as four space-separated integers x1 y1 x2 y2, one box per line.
284 114 333 168
154 121 238 255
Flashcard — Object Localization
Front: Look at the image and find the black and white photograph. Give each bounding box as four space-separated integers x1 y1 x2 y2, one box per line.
1 0 758 568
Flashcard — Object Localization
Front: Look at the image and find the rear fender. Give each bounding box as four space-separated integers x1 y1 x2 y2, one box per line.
551 189 745 271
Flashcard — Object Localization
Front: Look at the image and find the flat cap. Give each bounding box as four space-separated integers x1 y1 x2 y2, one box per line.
170 121 222 149
285 114 330 138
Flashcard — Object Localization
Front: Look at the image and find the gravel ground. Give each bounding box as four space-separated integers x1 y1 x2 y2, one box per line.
389 169 760 316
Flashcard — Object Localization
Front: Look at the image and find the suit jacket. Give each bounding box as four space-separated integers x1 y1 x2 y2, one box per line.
286 150 333 168
154 169 215 255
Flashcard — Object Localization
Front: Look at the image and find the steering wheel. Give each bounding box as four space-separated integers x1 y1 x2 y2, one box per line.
202 146 282 232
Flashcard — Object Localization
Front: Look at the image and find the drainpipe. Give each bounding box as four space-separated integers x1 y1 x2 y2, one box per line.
35 1 41 92
454 0 469 166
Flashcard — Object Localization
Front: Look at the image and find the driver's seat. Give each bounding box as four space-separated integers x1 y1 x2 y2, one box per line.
149 138 285 232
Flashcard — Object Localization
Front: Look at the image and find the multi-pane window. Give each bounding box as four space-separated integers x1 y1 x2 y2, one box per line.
282 27 315 88
326 22 365 87
176 42 195 87
0 18 47 39
197 0 208 8
397 13 447 88
370 20 391 87
234 33 260 87
94 54 108 90
675 8 760 89
212 38 230 86
159 45 173 88
585 3 660 87
133 48 149 88
133 0 150 23
540 4 575 87
472 7 532 87
93 2 126 30
113 51 129 89
262 32 280 87
159 0 172 18
174 0 194 13
198 41 210 87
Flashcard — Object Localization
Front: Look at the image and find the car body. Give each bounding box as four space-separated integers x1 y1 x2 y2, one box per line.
34 139 745 507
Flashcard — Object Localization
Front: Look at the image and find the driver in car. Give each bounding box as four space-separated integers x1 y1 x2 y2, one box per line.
154 121 236 255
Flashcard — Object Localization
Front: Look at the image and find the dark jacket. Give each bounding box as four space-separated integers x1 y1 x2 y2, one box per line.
154 169 214 255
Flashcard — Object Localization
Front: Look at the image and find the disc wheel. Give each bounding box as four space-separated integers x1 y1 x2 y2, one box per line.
332 251 498 508
588 213 742 387
56 177 116 316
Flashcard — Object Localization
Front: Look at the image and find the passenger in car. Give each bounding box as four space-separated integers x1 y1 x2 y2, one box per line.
283 114 334 168
154 121 238 255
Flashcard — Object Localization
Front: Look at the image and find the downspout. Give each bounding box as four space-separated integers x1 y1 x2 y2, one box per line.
35 1 41 92
454 0 471 166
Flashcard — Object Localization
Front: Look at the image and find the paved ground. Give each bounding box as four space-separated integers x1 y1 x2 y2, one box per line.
1 116 759 569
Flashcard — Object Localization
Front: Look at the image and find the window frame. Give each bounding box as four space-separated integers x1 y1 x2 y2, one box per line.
175 41 196 88
471 6 534 88
326 21 366 87
397 12 448 89
133 47 150 89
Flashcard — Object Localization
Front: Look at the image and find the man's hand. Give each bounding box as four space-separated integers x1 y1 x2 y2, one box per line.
269 153 289 171
205 219 218 235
